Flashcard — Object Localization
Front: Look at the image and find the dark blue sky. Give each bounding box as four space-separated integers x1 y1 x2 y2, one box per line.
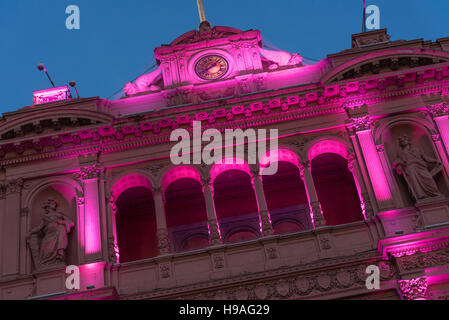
1 0 448 113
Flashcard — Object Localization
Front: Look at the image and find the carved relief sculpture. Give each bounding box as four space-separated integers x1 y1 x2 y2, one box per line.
27 198 75 270
393 135 442 200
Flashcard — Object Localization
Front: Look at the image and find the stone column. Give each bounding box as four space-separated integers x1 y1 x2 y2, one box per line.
426 102 449 176
347 153 374 219
153 187 170 255
431 134 449 187
1 179 23 276
299 162 326 228
19 207 29 275
106 194 120 264
376 144 405 208
201 178 222 245
349 115 394 210
74 166 103 261
250 168 273 236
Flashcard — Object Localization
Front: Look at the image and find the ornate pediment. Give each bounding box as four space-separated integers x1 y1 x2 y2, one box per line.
169 22 243 46
0 108 113 142
323 48 449 84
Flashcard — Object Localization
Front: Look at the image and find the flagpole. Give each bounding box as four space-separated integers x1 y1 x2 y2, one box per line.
197 0 207 23
362 0 367 32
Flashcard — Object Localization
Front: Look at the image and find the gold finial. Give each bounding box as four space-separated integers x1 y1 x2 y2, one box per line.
197 0 207 23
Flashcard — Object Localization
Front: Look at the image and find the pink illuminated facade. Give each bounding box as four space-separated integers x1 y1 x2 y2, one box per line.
2 23 449 300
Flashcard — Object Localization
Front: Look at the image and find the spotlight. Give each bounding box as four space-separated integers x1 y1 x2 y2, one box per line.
69 80 80 98
37 63 56 88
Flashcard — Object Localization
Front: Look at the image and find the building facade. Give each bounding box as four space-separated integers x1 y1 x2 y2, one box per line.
1 23 449 300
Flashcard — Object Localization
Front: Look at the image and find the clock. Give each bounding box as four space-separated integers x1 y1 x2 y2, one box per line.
195 55 229 80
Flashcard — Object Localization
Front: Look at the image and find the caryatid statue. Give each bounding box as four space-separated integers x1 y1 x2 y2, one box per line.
27 198 75 269
393 135 442 201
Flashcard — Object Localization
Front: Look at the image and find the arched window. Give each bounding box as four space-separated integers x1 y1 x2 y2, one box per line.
311 153 364 225
164 171 209 252
211 159 260 243
112 174 158 263
261 149 311 234
115 186 158 262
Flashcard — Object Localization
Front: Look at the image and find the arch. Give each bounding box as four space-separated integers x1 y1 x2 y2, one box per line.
0 108 113 137
272 219 303 234
311 153 364 226
23 176 82 208
259 147 301 172
260 147 311 234
115 186 158 262
164 173 209 253
111 172 153 200
225 227 259 243
210 157 251 184
321 48 449 84
161 165 202 194
110 172 158 262
212 157 260 243
374 115 437 146
24 177 82 271
376 116 449 205
179 233 210 251
307 138 351 162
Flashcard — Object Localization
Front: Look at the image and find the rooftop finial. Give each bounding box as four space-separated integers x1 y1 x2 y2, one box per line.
197 0 207 23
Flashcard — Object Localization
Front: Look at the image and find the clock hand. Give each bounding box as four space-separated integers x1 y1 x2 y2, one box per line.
207 62 221 74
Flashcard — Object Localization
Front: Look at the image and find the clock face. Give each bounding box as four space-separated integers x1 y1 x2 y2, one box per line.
195 55 229 80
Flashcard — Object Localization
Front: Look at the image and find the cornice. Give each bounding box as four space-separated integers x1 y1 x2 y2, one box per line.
1 69 449 167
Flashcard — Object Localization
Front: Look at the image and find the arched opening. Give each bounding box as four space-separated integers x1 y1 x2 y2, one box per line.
164 177 209 252
311 153 364 226
383 122 448 205
29 183 78 270
213 169 260 243
262 161 311 233
115 187 158 262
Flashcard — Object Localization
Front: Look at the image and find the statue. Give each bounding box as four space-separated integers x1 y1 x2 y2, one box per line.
27 198 75 270
123 66 162 96
393 135 442 201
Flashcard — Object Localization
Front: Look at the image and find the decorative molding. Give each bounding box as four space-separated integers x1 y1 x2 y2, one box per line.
5 178 24 195
426 102 449 118
348 115 373 132
1 76 448 166
73 166 104 180
397 276 428 300
157 228 170 254
140 259 396 300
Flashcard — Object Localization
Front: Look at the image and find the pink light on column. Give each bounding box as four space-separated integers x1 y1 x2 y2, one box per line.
356 130 392 202
33 86 71 105
84 180 102 255
434 116 449 157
